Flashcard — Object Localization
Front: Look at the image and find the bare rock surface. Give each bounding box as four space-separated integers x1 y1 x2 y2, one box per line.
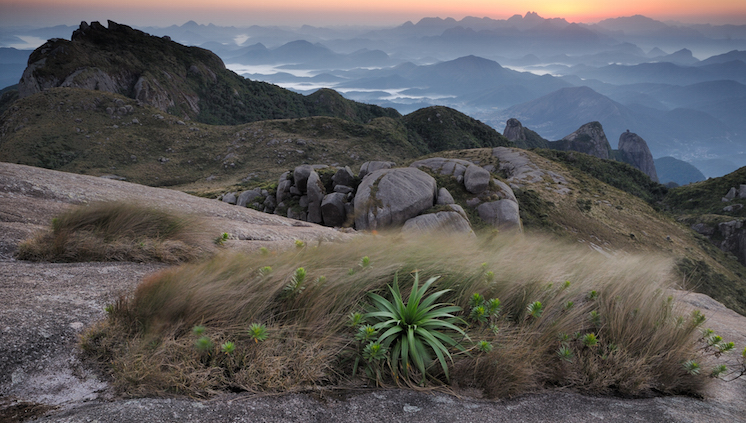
1 162 745 422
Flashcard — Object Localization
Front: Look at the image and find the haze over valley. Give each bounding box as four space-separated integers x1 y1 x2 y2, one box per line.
3 12 746 178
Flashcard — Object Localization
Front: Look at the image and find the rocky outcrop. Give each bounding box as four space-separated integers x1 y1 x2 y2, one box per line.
354 168 437 231
502 118 549 149
550 122 612 160
477 200 522 231
503 118 526 143
401 205 473 236
692 219 746 266
618 131 658 182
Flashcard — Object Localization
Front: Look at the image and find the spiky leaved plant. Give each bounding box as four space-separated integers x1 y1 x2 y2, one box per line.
365 272 466 385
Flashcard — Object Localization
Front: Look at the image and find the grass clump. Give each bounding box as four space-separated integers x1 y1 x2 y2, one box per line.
17 201 213 263
81 233 711 398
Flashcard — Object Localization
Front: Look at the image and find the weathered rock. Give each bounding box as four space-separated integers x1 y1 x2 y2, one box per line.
354 168 437 231
321 192 347 227
725 187 737 201
739 184 746 198
221 192 237 205
436 187 455 205
410 158 471 180
263 195 276 213
492 179 517 203
332 166 355 188
466 198 481 208
401 211 473 236
334 185 354 194
618 131 659 182
359 161 395 179
277 179 292 204
237 189 262 207
477 200 522 231
306 171 325 224
294 165 315 192
551 122 612 160
464 164 491 194
724 204 744 213
299 195 309 208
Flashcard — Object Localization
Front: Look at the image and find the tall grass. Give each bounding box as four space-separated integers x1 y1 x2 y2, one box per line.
81 232 709 397
17 201 213 263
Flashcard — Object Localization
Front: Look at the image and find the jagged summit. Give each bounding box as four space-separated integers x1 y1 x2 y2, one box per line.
618 130 659 182
554 121 613 160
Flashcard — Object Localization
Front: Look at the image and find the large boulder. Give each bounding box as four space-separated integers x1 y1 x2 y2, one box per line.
618 131 659 182
359 161 395 179
306 171 325 224
410 158 472 181
332 166 355 188
402 210 474 236
294 165 315 192
321 192 347 227
477 200 522 232
464 164 491 194
237 189 262 207
436 187 455 205
354 167 437 231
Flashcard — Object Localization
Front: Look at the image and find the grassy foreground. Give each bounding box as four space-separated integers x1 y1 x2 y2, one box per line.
81 233 714 398
17 201 214 263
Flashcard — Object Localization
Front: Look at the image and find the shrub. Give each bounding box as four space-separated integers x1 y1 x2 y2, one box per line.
81 233 711 398
17 201 212 262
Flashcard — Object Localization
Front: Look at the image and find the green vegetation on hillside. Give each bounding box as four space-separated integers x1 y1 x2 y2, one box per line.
534 149 668 204
403 106 512 153
662 167 746 217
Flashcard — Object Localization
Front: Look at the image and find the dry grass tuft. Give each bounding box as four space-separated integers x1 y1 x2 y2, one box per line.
81 232 709 398
17 201 214 263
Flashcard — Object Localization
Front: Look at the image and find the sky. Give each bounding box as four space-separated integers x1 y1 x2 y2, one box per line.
1 0 746 28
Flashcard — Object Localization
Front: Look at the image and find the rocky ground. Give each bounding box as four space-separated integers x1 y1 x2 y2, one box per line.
1 162 745 422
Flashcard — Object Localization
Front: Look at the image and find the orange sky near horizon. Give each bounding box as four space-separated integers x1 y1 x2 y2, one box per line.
2 0 746 27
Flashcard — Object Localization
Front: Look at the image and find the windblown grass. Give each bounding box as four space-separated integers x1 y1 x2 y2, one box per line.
81 233 709 398
17 201 213 263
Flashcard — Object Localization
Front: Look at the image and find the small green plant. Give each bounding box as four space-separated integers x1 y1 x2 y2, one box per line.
355 325 379 342
562 280 571 289
683 360 701 375
469 293 485 308
295 239 306 249
476 340 493 353
711 364 727 378
348 312 365 327
365 272 466 384
557 345 574 362
221 341 236 355
527 301 543 319
582 333 598 348
359 256 371 268
484 271 495 282
104 304 114 314
258 266 272 277
214 232 229 245
248 323 268 343
282 267 307 299
563 301 574 311
192 325 206 336
259 247 269 255
470 305 488 324
195 336 213 352
587 290 599 300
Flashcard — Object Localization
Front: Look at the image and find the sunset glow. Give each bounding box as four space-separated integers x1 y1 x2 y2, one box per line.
1 0 745 27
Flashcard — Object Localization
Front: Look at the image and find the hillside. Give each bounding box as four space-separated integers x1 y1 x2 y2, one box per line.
17 21 399 126
428 148 746 315
0 88 507 189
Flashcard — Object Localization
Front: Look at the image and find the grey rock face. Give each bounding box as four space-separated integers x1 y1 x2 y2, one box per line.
401 211 473 235
359 161 395 179
618 131 659 182
334 185 354 194
503 118 526 142
276 179 292 204
332 166 355 188
739 185 746 198
321 193 347 227
237 189 262 207
436 187 455 205
725 187 737 201
464 164 491 194
294 165 315 193
306 171 325 224
410 158 471 180
477 200 522 231
354 168 437 231
555 122 612 160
